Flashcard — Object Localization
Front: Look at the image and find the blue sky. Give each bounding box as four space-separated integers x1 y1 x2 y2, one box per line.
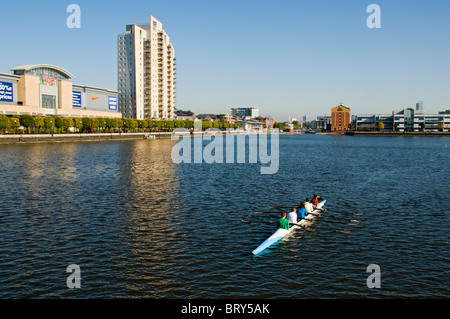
1 0 449 120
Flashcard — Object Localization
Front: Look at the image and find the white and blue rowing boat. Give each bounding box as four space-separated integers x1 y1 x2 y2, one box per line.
252 200 326 255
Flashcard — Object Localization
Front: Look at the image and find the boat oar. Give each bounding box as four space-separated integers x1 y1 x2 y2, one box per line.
289 222 306 228
254 211 281 215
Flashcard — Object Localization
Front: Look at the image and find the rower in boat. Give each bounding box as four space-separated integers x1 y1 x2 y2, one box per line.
311 195 320 208
277 212 290 230
287 208 298 225
304 198 314 214
298 202 308 219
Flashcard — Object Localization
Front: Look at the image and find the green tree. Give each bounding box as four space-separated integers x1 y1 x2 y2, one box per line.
0 115 10 133
9 117 20 133
419 122 426 132
54 117 64 133
33 116 44 133
62 117 73 133
19 114 34 133
123 118 138 132
97 118 106 132
90 118 99 132
117 118 124 131
43 116 54 133
73 118 82 132
137 119 148 131
109 118 119 132
81 117 91 132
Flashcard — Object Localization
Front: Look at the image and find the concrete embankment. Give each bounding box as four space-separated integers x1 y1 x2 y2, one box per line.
0 132 173 144
0 130 264 144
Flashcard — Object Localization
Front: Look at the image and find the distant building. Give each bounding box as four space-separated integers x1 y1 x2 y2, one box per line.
231 107 259 119
196 114 220 122
236 119 264 131
254 116 275 129
175 110 196 121
218 114 236 123
416 101 424 111
331 104 351 131
312 116 331 131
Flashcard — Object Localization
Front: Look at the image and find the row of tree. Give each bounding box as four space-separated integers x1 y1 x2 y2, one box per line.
0 114 244 134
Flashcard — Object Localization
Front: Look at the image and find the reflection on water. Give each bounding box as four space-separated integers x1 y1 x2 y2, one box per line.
0 136 449 298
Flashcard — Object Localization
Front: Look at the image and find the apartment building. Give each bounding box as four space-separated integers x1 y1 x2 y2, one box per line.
117 16 176 120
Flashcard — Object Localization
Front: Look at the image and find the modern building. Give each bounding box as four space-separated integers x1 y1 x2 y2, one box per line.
353 108 450 132
331 104 351 131
231 107 259 119
0 64 121 118
117 16 176 120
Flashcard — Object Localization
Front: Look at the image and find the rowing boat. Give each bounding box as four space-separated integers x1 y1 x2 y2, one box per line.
252 200 326 255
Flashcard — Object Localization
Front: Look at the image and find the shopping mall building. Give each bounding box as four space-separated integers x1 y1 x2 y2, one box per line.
0 64 121 118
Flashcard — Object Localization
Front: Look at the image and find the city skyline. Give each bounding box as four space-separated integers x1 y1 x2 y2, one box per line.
0 0 449 121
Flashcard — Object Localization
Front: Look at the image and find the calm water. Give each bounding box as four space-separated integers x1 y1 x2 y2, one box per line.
0 135 448 298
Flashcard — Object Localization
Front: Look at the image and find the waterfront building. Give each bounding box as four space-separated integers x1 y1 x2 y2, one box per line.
231 107 259 119
0 64 121 118
236 119 264 131
331 104 351 131
353 108 450 132
117 16 176 120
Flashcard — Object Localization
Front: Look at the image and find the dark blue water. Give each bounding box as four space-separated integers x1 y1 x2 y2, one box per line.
0 135 448 298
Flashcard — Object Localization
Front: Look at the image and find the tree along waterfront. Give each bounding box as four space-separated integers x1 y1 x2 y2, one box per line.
0 115 242 134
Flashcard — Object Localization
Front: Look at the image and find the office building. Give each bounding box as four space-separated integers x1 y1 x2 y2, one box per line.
353 108 450 132
0 64 120 118
117 16 176 120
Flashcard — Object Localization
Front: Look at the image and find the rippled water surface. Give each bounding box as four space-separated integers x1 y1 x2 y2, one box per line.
0 135 448 298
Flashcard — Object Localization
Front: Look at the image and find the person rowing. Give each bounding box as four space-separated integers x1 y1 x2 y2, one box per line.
298 202 308 219
287 207 298 225
304 198 314 214
277 212 290 230
311 194 320 208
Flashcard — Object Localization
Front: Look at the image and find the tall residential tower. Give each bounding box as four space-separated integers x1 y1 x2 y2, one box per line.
117 16 176 119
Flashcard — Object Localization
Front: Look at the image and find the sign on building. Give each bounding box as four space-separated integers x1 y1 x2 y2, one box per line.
108 96 118 110
0 82 13 102
72 91 82 107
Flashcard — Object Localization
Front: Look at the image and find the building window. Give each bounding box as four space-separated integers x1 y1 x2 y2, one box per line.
42 94 56 109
